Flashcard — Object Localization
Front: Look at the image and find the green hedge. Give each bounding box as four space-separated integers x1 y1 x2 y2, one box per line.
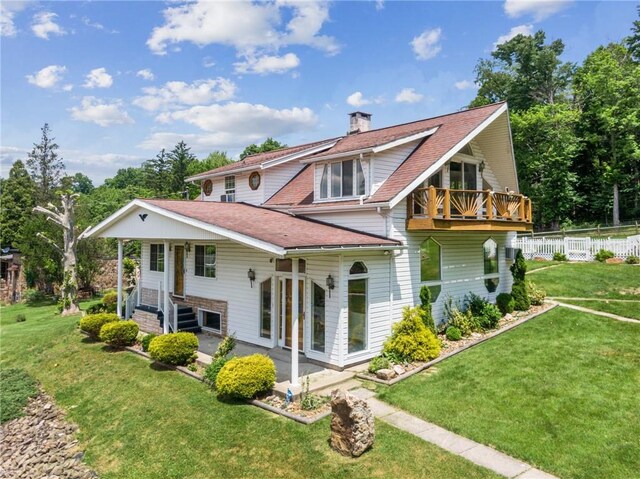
100 320 139 347
148 332 198 366
79 313 119 340
445 326 462 341
140 333 157 352
216 354 276 399
496 293 515 315
383 306 441 362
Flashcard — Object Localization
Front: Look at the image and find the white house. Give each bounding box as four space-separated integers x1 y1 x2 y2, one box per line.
83 102 532 385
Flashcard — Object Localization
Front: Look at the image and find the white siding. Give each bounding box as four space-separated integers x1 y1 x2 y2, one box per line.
302 210 387 237
264 162 306 200
371 140 421 195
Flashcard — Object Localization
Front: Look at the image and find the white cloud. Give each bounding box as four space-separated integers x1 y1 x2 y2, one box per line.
62 84 73 91
202 56 216 68
147 0 339 57
494 24 534 48
26 65 67 89
133 78 237 111
1 2 30 37
83 67 113 88
411 28 442 60
81 16 118 34
504 0 572 21
234 53 300 75
31 11 66 40
136 69 155 81
69 97 134 127
346 91 383 108
395 88 424 104
375 1 385 11
454 80 475 90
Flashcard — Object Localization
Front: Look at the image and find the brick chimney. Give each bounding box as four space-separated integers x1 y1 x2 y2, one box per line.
348 111 372 134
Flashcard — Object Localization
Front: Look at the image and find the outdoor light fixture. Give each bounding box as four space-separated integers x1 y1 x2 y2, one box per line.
479 160 486 173
326 274 335 297
247 268 256 287
185 242 191 254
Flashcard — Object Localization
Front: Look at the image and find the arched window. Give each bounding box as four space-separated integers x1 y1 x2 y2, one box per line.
420 238 442 301
483 238 499 292
349 261 368 275
348 261 368 353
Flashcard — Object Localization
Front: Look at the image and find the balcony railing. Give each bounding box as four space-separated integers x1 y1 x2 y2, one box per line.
407 186 533 231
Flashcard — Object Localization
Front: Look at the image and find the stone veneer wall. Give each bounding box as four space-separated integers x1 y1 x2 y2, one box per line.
131 309 163 334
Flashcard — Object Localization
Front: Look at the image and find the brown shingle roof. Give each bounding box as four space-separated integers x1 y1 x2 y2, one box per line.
142 199 399 250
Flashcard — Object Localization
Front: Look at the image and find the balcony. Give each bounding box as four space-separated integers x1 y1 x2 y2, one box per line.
406 186 533 231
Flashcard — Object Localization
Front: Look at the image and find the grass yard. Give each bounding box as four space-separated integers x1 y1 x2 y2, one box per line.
527 262 640 300
560 299 640 320
378 307 640 479
0 302 499 479
525 260 563 271
0 368 39 423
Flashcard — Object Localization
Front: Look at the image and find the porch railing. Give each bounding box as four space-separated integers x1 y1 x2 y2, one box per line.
124 284 138 319
409 186 532 223
157 280 178 333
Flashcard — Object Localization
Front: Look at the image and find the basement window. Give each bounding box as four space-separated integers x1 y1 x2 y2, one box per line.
200 310 221 332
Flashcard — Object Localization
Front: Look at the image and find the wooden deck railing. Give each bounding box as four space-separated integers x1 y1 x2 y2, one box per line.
408 186 532 223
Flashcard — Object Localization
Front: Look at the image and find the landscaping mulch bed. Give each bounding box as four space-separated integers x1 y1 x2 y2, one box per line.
0 390 98 479
252 395 331 424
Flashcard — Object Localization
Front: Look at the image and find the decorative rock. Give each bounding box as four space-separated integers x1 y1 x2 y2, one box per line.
533 256 547 262
329 390 375 457
375 368 396 380
605 257 624 264
504 313 513 321
392 364 406 376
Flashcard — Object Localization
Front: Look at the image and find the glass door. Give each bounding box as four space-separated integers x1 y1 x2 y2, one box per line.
278 278 304 350
173 245 185 297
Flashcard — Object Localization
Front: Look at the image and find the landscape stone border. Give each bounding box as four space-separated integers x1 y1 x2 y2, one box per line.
357 302 558 386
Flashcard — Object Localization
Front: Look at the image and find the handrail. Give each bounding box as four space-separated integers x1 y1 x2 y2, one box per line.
124 284 138 319
410 186 532 223
157 281 176 333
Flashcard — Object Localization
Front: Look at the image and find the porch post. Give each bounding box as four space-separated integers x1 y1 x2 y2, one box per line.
291 258 299 387
117 239 123 318
163 240 170 334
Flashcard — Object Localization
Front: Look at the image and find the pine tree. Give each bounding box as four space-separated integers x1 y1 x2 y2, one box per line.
0 160 36 247
142 149 171 197
26 123 65 204
168 141 196 195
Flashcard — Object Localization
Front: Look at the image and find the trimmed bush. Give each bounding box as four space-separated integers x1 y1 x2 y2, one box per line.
510 250 527 282
214 334 236 359
368 355 390 373
419 286 437 334
464 292 487 317
477 303 502 330
215 354 276 399
625 255 639 265
23 289 47 305
140 333 157 352
594 249 615 263
496 293 515 315
383 306 441 362
447 307 478 336
204 356 229 388
79 313 119 340
148 332 199 366
101 291 118 313
445 326 462 341
511 282 531 311
526 281 546 306
100 320 139 347
552 252 568 262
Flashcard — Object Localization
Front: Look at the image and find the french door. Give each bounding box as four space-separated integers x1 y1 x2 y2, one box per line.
174 245 185 297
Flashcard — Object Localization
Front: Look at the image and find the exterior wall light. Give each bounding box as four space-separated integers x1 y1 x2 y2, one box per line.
248 268 256 287
326 274 335 297
185 242 191 255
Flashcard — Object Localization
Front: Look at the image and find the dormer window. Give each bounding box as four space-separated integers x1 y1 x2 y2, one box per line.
223 176 236 202
319 159 366 200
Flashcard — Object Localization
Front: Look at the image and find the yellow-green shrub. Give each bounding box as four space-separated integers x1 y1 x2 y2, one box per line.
215 354 276 399
148 332 198 366
79 313 119 340
101 291 118 313
383 306 441 362
99 320 139 347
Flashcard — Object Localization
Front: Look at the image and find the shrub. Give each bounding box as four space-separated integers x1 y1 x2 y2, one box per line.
511 282 531 311
383 306 441 362
101 291 118 313
148 332 199 366
445 326 462 341
215 354 276 399
56 297 70 314
22 288 47 305
204 356 229 388
99 320 139 347
594 249 615 263
368 355 390 373
214 334 236 359
86 303 106 315
552 252 568 262
477 303 502 330
625 255 639 265
418 286 437 334
447 307 478 336
300 375 325 411
496 293 515 315
140 333 157 352
510 249 527 282
526 281 546 306
464 292 488 317
79 313 119 340
15 314 26 323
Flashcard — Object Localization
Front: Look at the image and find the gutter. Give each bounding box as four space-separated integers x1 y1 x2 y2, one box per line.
284 244 405 254
269 202 390 215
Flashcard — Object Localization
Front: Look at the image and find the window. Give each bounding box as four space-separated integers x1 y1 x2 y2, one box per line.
348 278 367 354
449 161 477 190
312 283 326 352
201 310 221 332
224 176 235 202
260 279 272 339
349 261 368 275
195 245 216 278
420 238 442 301
319 159 366 199
483 238 499 292
275 258 306 273
150 244 164 272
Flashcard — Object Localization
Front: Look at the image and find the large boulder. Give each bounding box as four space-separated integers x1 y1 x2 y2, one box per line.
330 390 375 457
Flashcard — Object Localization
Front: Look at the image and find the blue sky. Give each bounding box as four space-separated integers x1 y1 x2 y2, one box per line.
1 0 636 184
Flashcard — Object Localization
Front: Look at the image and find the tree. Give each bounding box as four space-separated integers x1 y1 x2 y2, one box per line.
471 31 575 111
62 172 94 194
240 138 287 160
184 151 234 198
574 43 640 225
26 123 65 204
167 141 196 195
33 193 82 315
103 167 146 190
142 149 171 197
0 161 36 247
626 6 640 62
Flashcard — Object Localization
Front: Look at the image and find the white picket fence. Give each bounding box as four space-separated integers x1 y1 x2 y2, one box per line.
513 236 640 261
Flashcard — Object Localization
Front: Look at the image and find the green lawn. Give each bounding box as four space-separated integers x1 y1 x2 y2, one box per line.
560 299 640 320
525 260 563 271
0 302 498 479
527 262 640 300
378 307 640 479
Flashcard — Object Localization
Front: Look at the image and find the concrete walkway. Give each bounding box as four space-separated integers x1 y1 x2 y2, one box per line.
351 388 558 479
554 301 640 324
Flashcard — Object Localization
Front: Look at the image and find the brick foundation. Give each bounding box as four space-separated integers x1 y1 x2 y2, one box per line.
132 309 163 334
